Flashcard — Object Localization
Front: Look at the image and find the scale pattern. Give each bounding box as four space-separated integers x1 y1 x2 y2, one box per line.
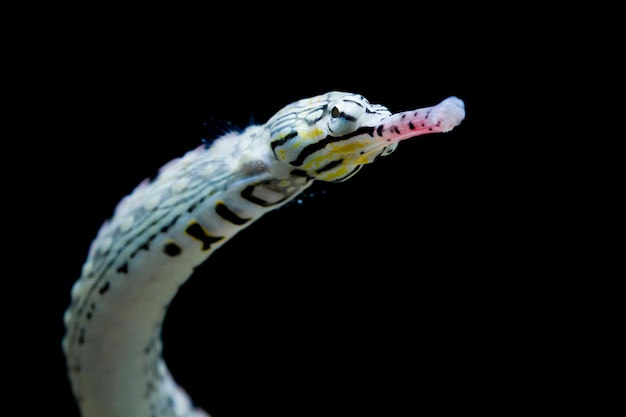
63 91 465 417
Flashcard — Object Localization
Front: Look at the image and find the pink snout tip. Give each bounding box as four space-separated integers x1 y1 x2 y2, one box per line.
433 96 465 132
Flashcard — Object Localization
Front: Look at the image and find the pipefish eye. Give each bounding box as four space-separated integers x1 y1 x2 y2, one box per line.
331 106 340 118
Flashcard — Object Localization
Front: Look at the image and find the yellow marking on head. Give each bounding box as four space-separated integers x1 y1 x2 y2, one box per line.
301 154 326 171
299 127 325 140
355 155 371 165
321 165 350 181
330 140 373 154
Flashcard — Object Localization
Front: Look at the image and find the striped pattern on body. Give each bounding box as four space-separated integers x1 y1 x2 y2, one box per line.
63 91 465 417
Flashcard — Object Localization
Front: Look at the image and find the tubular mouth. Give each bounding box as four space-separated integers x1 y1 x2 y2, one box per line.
374 96 465 145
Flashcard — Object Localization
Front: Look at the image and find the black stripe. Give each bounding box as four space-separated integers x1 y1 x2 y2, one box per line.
215 202 250 225
185 222 224 251
316 159 343 174
160 214 180 234
241 185 288 207
291 126 375 166
343 98 365 107
339 111 357 122
304 106 328 125
290 169 312 182
271 131 298 151
290 169 309 177
241 185 267 206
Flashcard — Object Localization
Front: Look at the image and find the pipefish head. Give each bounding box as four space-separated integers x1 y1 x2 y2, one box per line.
267 91 465 182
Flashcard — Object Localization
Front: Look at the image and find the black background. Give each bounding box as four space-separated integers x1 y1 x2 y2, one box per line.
13 8 573 417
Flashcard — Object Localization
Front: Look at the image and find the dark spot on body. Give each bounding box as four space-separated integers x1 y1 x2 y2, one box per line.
99 281 110 295
163 242 182 257
117 262 128 274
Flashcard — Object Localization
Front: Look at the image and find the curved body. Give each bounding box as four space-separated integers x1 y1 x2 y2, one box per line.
63 92 465 417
